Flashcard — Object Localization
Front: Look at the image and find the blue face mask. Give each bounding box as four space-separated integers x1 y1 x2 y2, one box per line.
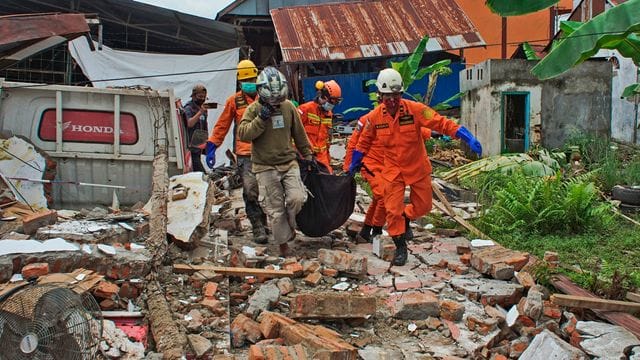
241 82 257 94
321 102 334 112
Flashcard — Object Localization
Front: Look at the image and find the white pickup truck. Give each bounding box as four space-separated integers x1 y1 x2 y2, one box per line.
0 79 191 208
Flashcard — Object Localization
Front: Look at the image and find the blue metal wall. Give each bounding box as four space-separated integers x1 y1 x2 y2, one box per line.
301 62 465 123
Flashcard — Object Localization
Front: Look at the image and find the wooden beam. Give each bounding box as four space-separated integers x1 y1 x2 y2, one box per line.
173 264 294 278
551 274 640 338
551 294 640 314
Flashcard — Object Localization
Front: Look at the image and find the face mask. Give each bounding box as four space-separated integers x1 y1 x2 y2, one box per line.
382 97 399 110
321 102 335 112
241 82 257 94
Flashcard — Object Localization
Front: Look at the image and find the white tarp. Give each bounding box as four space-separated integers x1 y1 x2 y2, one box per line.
0 137 48 209
68 38 238 167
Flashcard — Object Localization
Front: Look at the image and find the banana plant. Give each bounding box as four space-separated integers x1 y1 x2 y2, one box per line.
486 0 560 16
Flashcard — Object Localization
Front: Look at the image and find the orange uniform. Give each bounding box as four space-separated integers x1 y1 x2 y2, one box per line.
346 118 433 229
208 91 255 155
298 101 333 173
355 99 460 236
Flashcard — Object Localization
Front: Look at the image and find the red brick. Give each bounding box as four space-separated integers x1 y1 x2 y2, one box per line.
303 272 322 286
510 336 530 357
569 330 582 348
491 355 508 360
459 253 472 265
201 298 224 315
439 300 465 322
515 271 536 289
231 314 263 347
465 315 498 335
21 209 57 235
203 282 218 297
118 282 138 299
93 281 120 299
99 299 116 310
290 293 376 319
283 262 304 277
542 300 562 319
318 249 367 278
321 268 338 277
248 345 265 360
21 262 49 279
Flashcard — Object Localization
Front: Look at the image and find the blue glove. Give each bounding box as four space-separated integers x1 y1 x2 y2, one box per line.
205 141 216 169
348 150 365 176
455 126 482 157
258 99 274 120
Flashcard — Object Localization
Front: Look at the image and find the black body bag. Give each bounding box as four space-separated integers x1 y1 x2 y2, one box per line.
295 160 356 237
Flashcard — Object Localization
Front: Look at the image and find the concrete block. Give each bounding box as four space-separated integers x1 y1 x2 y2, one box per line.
519 329 587 360
318 249 367 278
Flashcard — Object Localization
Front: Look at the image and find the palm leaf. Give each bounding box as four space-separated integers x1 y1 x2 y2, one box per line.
486 0 560 16
522 42 540 60
531 0 640 79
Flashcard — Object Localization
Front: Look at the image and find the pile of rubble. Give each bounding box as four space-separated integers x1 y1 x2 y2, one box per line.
1 165 639 359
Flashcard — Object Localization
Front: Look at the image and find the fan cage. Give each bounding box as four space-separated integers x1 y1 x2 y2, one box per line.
0 283 103 360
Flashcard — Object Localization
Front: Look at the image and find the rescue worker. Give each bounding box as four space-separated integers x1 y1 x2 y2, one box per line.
344 118 431 243
204 60 268 244
298 80 342 173
237 67 314 257
183 84 209 172
349 68 482 266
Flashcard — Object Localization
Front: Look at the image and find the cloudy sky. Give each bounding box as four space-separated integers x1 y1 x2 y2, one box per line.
136 0 235 19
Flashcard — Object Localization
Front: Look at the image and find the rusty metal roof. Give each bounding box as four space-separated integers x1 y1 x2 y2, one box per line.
271 0 485 63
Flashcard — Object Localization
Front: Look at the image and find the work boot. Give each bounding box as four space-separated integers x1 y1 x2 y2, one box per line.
249 216 268 244
357 224 373 243
371 226 383 237
403 214 413 241
392 235 408 266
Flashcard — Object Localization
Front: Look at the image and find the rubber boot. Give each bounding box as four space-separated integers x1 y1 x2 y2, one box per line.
249 216 268 244
404 214 413 241
357 224 373 243
392 234 408 266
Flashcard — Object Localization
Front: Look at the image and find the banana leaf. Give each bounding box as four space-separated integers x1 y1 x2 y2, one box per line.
522 42 540 60
415 59 452 80
391 35 429 86
433 91 465 111
622 83 640 98
531 0 640 79
560 21 583 36
486 0 559 16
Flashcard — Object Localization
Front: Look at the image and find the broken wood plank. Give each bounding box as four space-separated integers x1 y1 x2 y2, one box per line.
432 200 490 240
551 294 640 314
173 264 294 278
626 292 640 303
551 274 640 339
431 181 456 217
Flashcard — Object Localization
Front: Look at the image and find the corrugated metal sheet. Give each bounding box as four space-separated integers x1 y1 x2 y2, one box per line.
271 0 485 63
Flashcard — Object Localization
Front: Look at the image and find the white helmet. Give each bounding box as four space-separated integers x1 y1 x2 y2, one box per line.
376 68 404 94
257 66 289 105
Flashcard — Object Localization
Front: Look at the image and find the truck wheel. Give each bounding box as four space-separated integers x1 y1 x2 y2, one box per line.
612 185 640 206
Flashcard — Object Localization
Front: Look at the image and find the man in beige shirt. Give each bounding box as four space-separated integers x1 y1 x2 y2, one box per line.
238 66 313 257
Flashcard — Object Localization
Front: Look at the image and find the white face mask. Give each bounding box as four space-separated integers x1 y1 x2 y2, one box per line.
321 102 334 112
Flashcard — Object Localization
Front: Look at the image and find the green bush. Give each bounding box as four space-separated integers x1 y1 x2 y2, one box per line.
479 170 614 236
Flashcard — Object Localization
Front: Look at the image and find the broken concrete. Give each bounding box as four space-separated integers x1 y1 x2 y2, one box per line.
519 329 587 359
575 321 640 359
166 172 212 247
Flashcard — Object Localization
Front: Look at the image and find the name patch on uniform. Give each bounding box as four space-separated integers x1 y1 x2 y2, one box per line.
375 123 390 129
399 115 414 125
272 114 285 129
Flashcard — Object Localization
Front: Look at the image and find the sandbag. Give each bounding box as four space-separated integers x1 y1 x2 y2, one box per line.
296 161 356 237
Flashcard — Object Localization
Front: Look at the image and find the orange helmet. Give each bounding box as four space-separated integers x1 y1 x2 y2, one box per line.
318 80 342 104
237 59 258 80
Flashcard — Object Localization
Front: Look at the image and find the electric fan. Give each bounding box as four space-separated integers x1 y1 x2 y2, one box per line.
0 283 103 360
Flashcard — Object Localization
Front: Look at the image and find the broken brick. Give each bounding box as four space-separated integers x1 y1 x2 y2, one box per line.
303 271 322 287
471 246 529 278
465 315 498 335
118 282 138 299
276 277 295 295
515 271 536 289
248 343 308 360
231 314 263 347
320 268 338 277
93 281 120 299
21 262 49 279
459 253 471 265
203 282 218 297
318 249 367 278
290 293 376 319
282 262 304 278
439 300 465 322
21 209 57 235
542 300 562 320
392 290 439 320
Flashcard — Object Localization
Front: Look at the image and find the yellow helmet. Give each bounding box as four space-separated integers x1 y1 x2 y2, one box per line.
237 60 258 80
